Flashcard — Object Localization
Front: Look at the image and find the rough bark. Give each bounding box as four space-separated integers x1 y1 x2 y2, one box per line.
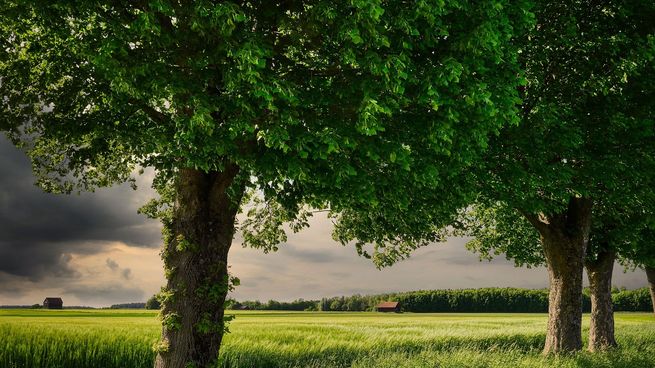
585 248 617 351
647 267 655 316
521 197 592 354
155 166 243 368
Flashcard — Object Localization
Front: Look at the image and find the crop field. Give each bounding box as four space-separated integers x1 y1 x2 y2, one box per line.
0 310 653 368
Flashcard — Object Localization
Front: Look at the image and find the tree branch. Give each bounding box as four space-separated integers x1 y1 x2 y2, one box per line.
128 98 172 124
517 208 551 236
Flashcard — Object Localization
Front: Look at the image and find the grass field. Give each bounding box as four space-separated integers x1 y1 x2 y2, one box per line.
0 310 653 368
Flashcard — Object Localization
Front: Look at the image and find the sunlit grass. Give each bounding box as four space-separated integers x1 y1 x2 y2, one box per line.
0 310 653 367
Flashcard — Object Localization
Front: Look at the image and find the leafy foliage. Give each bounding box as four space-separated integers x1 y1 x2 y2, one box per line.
479 1 655 217
145 295 162 310
611 288 653 312
239 193 311 253
457 204 543 267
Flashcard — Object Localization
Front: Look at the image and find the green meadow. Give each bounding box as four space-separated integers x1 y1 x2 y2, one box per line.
0 309 653 368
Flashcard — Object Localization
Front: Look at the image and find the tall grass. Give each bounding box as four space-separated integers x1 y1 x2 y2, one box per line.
0 310 158 368
0 310 653 368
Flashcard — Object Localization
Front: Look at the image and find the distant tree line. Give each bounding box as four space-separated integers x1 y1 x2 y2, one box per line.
224 287 652 313
109 303 146 309
226 299 317 311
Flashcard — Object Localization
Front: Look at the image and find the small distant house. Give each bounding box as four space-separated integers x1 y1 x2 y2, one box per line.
43 297 63 309
237 305 250 310
376 301 400 313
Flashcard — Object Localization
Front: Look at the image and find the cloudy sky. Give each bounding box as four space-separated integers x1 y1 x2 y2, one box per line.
0 137 648 307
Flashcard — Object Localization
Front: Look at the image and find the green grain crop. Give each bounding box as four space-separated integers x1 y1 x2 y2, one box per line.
0 310 653 368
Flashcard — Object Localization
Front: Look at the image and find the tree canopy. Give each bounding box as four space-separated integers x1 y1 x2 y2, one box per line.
334 0 655 260
1 0 527 211
477 1 655 216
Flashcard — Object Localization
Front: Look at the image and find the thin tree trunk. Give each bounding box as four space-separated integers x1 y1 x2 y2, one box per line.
585 248 617 351
155 166 243 368
647 267 655 316
521 197 592 354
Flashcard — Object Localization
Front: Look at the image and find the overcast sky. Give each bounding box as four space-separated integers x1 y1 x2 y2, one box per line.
0 137 648 307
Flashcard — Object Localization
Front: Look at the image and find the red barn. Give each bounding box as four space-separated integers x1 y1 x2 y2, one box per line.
43 297 63 309
376 301 400 313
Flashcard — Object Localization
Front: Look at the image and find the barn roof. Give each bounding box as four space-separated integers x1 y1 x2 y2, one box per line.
376 301 399 308
44 297 63 303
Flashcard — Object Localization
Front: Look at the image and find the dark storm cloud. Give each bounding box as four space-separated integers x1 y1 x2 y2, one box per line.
0 272 30 297
0 241 82 280
0 136 161 284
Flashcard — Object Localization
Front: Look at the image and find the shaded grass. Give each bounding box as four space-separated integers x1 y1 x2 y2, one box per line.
0 310 653 367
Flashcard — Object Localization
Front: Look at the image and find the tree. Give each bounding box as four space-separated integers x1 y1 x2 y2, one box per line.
319 298 331 312
479 1 655 353
334 0 655 354
146 294 162 310
0 1 530 367
462 202 654 351
329 299 343 312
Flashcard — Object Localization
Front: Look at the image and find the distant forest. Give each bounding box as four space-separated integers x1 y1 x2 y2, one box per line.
8 287 649 312
225 287 653 313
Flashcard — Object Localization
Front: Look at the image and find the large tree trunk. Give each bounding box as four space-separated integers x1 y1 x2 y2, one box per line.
585 248 617 351
155 166 243 368
541 232 586 354
521 197 592 354
647 267 655 316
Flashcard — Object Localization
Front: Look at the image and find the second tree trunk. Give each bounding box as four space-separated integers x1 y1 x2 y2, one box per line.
585 249 617 351
524 197 592 354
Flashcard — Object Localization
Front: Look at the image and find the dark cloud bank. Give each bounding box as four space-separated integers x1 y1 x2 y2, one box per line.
0 136 160 301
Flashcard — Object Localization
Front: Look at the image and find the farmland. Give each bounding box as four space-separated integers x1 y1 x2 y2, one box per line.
0 310 653 368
